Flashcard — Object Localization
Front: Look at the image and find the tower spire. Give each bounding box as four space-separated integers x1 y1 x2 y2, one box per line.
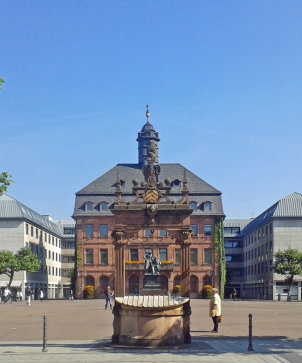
146 105 150 122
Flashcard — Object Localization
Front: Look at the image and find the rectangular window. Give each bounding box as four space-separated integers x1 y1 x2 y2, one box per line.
175 249 180 265
85 224 93 238
52 236 54 245
130 249 138 261
48 250 50 259
190 248 198 265
85 249 93 264
204 248 213 264
52 251 54 260
25 224 29 235
270 223 273 233
49 266 51 275
36 228 38 239
159 248 167 262
100 249 108 265
31 226 34 237
270 241 273 252
190 224 198 236
204 225 213 237
159 230 167 237
44 232 47 242
99 224 108 238
64 228 75 234
144 230 153 237
48 235 51 244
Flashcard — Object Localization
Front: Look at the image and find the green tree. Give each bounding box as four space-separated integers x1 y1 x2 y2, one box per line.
0 247 41 287
0 172 13 195
273 248 302 301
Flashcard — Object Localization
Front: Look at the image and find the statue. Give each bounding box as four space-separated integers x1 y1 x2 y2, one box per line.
144 252 160 275
151 256 160 275
142 141 160 184
144 252 153 273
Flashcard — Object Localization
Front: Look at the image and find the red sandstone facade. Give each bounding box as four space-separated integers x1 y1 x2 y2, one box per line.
73 111 224 299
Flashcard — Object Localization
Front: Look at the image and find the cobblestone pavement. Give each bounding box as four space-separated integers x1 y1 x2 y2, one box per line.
0 299 301 362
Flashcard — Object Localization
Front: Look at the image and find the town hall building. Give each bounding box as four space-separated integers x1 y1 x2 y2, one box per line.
73 108 225 298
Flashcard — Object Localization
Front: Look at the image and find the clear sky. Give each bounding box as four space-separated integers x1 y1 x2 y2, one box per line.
1 1 302 220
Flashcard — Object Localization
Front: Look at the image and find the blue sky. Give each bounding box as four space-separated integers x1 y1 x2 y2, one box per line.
1 1 302 220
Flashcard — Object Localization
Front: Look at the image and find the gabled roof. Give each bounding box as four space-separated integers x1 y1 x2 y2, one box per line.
76 163 221 195
0 194 61 235
242 192 302 235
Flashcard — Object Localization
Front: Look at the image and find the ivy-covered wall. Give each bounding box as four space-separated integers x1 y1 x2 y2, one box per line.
214 217 226 298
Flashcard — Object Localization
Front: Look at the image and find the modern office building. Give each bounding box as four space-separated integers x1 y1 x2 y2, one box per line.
73 109 225 299
55 220 76 298
223 218 251 298
0 194 63 299
241 192 302 301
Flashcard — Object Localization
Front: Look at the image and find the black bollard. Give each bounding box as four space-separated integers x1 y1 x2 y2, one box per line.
42 315 48 352
247 313 254 351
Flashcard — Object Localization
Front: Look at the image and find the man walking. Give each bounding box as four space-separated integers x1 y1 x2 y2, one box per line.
104 286 113 310
26 287 32 306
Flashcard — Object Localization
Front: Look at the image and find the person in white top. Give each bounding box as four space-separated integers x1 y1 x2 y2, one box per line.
209 288 222 333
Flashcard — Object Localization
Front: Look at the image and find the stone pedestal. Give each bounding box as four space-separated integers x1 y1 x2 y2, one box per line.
112 295 190 347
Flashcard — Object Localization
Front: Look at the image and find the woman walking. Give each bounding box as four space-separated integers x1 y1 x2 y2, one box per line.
209 288 221 333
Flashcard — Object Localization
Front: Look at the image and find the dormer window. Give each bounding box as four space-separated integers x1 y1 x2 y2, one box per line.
190 201 197 210
100 202 108 211
85 202 93 211
200 201 212 212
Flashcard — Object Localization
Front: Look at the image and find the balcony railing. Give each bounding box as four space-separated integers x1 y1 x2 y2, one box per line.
125 261 174 271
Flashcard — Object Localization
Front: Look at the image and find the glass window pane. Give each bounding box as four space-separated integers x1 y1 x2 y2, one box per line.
159 248 167 261
99 224 108 237
204 224 212 237
190 248 198 265
85 249 93 264
100 249 108 265
145 230 153 237
204 202 212 211
100 202 107 211
85 225 93 237
86 202 93 211
175 249 180 265
190 224 198 236
130 249 138 261
204 248 212 264
159 230 167 237
190 201 197 210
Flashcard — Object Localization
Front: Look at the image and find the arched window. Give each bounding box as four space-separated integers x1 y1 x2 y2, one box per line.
85 202 93 211
100 202 108 211
173 276 181 287
190 275 198 293
85 275 95 287
129 275 139 294
99 276 109 293
190 201 197 210
159 275 168 292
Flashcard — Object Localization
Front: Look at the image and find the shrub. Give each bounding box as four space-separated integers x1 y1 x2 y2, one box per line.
172 285 180 295
202 285 212 299
84 285 95 299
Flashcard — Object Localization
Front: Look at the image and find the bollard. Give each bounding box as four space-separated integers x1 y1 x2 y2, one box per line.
42 315 48 352
247 313 254 351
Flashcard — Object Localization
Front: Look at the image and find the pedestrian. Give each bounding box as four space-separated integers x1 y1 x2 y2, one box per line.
209 288 221 333
69 290 74 301
3 287 12 303
16 290 20 302
39 289 44 302
20 291 23 301
104 286 113 310
232 288 237 301
26 287 32 306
